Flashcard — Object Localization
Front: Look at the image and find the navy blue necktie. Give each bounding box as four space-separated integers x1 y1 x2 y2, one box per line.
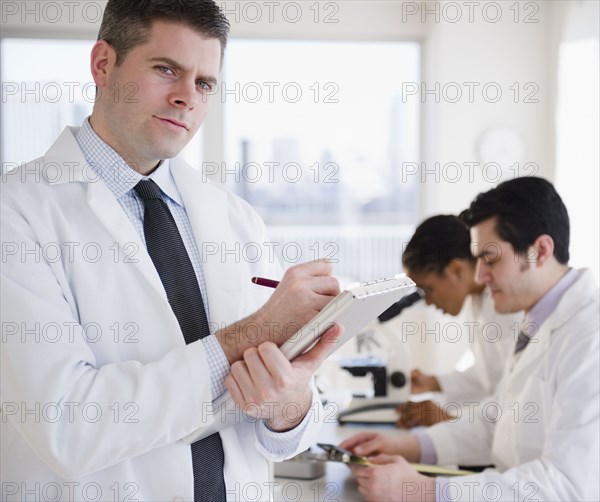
134 179 226 502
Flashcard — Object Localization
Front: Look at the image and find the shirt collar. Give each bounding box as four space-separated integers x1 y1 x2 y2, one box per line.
147 159 183 206
525 268 581 334
75 117 182 206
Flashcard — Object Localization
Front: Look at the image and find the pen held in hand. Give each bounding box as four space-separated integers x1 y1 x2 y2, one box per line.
251 277 280 289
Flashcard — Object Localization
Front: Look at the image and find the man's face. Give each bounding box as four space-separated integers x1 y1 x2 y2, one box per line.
471 217 536 313
93 20 221 171
406 267 467 316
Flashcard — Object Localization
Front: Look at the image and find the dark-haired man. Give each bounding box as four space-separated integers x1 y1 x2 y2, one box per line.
397 215 520 428
342 177 599 501
1 1 341 500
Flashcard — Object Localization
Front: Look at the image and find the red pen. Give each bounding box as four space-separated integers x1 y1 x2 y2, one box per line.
251 277 280 289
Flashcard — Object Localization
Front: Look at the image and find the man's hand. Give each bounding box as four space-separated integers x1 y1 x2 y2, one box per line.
255 260 340 345
339 432 421 462
395 400 454 428
217 260 340 363
411 369 441 394
350 455 436 502
225 324 343 431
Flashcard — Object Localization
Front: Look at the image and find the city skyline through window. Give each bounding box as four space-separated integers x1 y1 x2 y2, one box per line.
223 40 421 226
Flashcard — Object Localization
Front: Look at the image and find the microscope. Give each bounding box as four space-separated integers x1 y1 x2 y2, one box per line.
336 290 423 424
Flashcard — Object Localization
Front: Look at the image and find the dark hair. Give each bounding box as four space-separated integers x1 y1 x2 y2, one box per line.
98 0 230 65
402 215 475 275
460 177 570 264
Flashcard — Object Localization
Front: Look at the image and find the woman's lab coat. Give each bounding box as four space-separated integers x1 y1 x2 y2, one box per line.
1 127 322 501
426 269 600 501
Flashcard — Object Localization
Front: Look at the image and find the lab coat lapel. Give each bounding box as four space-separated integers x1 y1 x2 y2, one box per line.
508 270 591 383
86 179 170 303
42 127 88 184
43 127 170 304
171 158 241 324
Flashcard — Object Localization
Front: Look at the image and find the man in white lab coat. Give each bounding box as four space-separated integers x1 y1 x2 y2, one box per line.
1 1 341 501
398 215 521 428
342 177 600 501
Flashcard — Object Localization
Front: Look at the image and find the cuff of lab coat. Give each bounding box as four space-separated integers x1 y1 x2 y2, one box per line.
184 340 216 431
424 422 459 466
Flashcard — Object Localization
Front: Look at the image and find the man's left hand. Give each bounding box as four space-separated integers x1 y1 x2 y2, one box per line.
225 323 343 431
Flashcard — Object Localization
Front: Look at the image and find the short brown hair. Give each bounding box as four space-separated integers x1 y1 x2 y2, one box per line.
98 0 230 65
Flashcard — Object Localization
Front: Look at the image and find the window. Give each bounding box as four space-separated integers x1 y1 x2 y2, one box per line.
1 38 95 166
222 40 421 279
556 36 600 282
223 40 420 226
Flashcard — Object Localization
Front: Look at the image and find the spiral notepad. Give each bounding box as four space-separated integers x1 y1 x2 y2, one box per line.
280 274 417 360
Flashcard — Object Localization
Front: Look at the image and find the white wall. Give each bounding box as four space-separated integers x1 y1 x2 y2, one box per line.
421 1 563 216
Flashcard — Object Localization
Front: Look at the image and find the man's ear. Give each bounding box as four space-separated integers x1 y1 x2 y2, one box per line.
530 235 555 267
90 40 116 89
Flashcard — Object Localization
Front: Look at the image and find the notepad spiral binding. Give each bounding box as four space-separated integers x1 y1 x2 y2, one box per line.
352 274 416 299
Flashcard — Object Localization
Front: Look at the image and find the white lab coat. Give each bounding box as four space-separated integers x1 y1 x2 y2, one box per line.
426 269 600 501
438 290 522 403
0 127 322 501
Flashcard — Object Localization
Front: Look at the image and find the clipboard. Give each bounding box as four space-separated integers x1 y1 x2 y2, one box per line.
183 274 416 444
280 274 417 360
